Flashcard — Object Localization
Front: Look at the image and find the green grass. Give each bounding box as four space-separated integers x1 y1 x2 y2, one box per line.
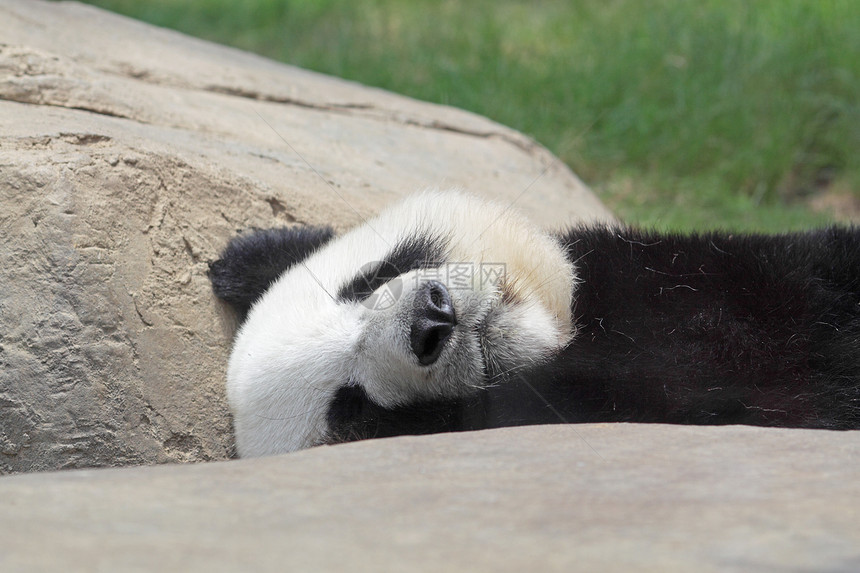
80 0 860 231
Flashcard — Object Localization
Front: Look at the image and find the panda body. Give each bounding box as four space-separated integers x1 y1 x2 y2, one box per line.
210 191 860 457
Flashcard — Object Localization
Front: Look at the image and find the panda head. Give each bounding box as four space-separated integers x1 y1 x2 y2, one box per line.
211 191 576 456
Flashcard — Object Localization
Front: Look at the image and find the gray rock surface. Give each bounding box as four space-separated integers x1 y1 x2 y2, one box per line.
1 424 858 572
0 0 612 473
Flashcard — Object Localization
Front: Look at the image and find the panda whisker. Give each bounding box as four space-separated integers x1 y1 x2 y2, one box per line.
484 361 534 387
298 260 336 301
568 248 595 268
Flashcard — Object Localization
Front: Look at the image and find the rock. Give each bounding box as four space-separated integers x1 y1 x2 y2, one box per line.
0 0 612 473
0 424 858 572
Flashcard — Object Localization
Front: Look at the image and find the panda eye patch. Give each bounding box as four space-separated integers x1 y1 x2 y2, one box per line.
337 259 403 303
337 234 447 303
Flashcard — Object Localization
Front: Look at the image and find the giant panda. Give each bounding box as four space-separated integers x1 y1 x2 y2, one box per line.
209 190 860 457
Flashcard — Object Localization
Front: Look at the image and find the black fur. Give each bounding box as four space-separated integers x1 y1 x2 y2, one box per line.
325 385 485 444
483 226 860 430
209 226 334 320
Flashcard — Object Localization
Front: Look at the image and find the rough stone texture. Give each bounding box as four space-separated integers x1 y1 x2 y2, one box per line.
0 0 612 474
1 424 858 572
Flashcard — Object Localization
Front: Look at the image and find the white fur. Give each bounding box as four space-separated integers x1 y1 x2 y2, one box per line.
227 191 577 456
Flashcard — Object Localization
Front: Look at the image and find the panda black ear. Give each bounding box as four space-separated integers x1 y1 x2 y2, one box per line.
209 226 335 321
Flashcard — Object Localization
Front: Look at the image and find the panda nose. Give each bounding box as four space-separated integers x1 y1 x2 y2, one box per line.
410 280 456 366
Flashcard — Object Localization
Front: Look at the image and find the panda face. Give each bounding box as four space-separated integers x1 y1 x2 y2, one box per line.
220 192 576 456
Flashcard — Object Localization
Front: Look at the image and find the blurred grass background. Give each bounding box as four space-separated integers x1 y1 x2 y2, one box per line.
81 0 859 231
